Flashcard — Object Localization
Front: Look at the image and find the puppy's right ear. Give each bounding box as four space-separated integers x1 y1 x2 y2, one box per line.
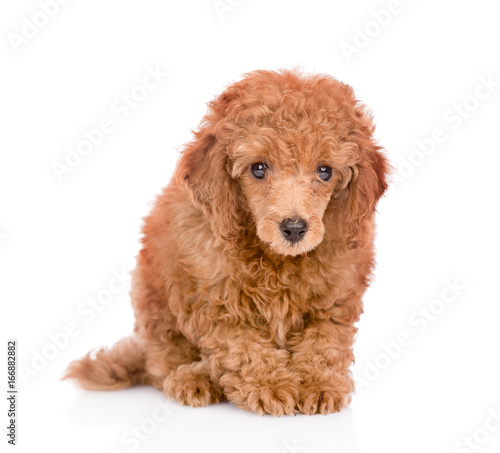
175 127 243 242
174 89 237 187
175 129 217 187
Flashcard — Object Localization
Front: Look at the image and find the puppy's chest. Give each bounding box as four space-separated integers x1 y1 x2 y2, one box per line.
182 244 348 343
239 265 336 344
250 287 307 345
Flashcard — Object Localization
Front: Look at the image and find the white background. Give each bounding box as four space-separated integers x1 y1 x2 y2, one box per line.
1 1 500 452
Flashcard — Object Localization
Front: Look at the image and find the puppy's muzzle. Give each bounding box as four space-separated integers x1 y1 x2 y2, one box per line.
280 217 308 243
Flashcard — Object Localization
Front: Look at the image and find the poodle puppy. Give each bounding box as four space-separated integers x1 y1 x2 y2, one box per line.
65 69 389 416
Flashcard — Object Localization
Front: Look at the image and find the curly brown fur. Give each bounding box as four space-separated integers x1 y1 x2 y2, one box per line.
64 69 389 416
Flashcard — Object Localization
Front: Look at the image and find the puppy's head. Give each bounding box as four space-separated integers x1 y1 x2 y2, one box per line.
176 69 389 255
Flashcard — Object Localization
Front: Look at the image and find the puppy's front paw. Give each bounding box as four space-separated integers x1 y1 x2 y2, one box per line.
299 386 350 415
163 362 222 408
220 372 298 416
246 383 298 416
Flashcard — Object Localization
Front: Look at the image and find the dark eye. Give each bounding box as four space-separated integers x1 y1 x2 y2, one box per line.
317 165 333 181
250 162 267 179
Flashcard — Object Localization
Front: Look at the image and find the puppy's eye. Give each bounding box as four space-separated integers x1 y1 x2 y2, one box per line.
316 165 333 181
250 162 267 179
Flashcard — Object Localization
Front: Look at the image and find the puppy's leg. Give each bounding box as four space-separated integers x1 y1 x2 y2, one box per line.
290 319 356 415
199 324 300 416
143 332 201 390
131 261 202 390
163 357 222 407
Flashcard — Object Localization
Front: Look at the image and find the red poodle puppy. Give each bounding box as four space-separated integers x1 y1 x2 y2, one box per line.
65 69 389 416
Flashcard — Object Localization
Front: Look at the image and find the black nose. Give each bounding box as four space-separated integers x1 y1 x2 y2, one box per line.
280 218 308 243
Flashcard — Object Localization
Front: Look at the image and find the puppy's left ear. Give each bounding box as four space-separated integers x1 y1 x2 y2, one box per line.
343 113 390 249
175 127 243 243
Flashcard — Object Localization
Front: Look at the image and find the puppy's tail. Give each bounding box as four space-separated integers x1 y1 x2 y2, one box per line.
63 336 151 390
